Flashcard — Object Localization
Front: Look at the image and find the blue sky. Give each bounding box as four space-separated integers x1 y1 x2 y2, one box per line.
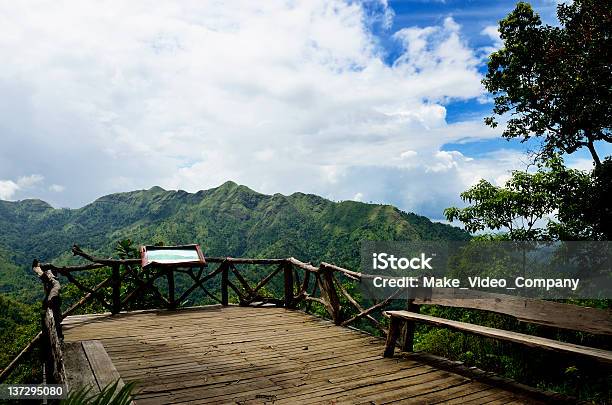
386 0 557 158
0 0 604 221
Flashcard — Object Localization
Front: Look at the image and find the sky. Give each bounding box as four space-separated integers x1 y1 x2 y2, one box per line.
0 0 603 221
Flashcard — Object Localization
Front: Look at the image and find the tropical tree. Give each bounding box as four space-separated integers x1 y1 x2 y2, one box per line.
444 156 600 240
447 0 611 240
482 0 611 168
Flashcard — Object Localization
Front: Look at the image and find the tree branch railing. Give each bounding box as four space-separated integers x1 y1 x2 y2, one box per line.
34 261 66 386
0 246 410 384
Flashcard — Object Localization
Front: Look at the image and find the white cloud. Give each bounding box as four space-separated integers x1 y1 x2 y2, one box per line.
17 174 44 188
0 174 44 200
0 1 525 217
480 25 503 54
0 180 19 200
305 149 526 220
49 184 66 192
481 25 502 46
426 150 469 172
400 150 417 158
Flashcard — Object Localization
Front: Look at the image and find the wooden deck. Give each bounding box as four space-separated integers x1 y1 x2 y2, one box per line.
62 306 551 404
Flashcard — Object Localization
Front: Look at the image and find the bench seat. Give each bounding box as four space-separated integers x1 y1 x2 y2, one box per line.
383 310 612 364
64 340 134 403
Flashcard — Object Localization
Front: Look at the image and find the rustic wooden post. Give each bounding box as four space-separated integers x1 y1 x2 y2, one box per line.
283 261 294 309
44 306 66 384
33 260 66 384
112 264 121 314
167 267 176 309
38 265 62 341
305 274 318 313
401 300 420 352
221 261 229 306
318 267 341 325
384 316 401 358
40 304 52 384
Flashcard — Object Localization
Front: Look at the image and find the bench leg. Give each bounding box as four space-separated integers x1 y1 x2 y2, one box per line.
401 300 419 352
402 320 416 352
384 317 401 358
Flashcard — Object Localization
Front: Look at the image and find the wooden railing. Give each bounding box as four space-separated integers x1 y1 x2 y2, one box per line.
54 246 396 335
22 246 396 334
0 247 406 384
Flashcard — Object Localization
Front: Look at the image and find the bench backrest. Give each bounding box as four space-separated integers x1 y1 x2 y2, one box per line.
414 289 612 336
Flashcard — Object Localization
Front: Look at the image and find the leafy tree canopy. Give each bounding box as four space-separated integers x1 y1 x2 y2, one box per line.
445 156 612 240
483 0 611 167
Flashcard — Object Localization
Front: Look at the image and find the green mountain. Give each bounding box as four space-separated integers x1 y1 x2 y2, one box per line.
0 181 468 303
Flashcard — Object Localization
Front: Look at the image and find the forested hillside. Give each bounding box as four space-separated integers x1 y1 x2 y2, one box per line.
0 181 468 304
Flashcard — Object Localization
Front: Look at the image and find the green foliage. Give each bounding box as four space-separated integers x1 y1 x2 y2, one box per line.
445 156 611 240
483 0 611 167
61 380 136 405
552 157 612 240
0 295 41 384
0 246 40 303
115 239 138 259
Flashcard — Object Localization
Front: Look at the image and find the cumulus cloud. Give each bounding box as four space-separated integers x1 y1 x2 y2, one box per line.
480 25 503 53
0 180 19 200
17 174 44 188
0 0 523 218
0 175 44 200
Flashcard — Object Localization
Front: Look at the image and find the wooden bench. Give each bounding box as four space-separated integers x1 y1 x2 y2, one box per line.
383 290 612 365
64 340 134 403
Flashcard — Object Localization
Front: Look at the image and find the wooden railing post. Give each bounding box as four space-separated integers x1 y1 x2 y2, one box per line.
318 267 341 325
167 268 176 309
44 306 66 384
283 261 294 309
112 264 121 314
401 300 420 352
221 261 229 306
33 260 66 384
40 304 52 384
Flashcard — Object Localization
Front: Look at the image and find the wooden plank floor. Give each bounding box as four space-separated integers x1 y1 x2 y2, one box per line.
62 306 547 404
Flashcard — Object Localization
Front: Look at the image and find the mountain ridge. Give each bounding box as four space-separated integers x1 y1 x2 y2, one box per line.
0 181 469 302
